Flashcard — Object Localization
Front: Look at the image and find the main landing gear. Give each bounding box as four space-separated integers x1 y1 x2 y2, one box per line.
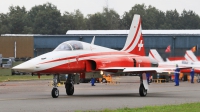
139 73 148 97
139 83 147 96
65 74 74 95
51 75 59 98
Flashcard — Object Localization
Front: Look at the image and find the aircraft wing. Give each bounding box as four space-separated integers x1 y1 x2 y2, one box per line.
99 67 179 73
160 62 200 69
123 67 174 72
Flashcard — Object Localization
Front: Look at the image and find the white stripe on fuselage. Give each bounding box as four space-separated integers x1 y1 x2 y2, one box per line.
32 50 139 72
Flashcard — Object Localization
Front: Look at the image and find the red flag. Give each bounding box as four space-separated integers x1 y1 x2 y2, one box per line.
165 45 171 53
191 45 197 52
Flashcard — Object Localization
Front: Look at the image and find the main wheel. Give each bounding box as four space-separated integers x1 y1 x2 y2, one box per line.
79 79 84 83
197 79 200 83
51 88 59 98
181 77 184 81
66 83 74 95
102 78 107 83
139 83 147 97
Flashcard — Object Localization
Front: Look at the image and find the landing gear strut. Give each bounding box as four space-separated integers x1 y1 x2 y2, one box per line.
65 74 74 95
51 74 59 98
139 73 147 97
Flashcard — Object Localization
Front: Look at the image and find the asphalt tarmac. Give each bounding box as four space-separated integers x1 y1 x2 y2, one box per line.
0 77 200 112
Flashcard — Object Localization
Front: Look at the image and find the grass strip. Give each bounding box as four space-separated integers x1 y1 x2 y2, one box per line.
75 102 200 112
0 75 52 82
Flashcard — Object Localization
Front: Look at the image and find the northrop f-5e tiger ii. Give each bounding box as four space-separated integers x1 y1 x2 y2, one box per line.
13 14 177 98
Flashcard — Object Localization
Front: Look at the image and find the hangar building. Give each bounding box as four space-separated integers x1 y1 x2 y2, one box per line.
0 36 34 58
0 30 200 60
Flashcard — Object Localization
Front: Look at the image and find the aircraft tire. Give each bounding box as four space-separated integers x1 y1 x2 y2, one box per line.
197 79 200 83
139 83 147 97
51 88 59 98
102 78 107 83
11 71 15 75
66 83 74 95
79 79 84 83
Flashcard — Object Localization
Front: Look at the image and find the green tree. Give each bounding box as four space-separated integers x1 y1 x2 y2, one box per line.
165 9 181 29
145 5 165 29
28 3 61 34
86 7 120 30
180 10 200 29
103 7 121 29
0 13 11 34
8 6 29 34
121 4 147 29
60 9 86 33
1 3 200 34
87 12 106 30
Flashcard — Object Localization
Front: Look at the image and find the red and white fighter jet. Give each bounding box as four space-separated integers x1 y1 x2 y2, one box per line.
149 49 200 73
13 14 171 98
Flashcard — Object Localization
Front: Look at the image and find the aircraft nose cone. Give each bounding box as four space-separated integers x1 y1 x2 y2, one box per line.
12 62 35 72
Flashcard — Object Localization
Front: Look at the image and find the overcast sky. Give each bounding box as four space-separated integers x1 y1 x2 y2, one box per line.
0 0 200 16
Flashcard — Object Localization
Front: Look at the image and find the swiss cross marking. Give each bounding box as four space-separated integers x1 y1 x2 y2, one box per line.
138 40 143 51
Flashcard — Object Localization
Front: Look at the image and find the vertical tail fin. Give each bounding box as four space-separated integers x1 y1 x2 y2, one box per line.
91 36 95 45
121 14 145 56
148 49 164 62
184 50 199 62
166 58 170 62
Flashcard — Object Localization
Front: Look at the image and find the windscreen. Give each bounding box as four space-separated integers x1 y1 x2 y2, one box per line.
54 42 72 51
68 41 83 50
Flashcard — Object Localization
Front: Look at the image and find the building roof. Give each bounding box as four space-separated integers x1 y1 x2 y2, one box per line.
0 34 42 36
66 30 200 35
2 30 200 37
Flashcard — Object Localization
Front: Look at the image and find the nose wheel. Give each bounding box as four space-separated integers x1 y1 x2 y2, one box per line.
52 88 59 98
51 74 59 98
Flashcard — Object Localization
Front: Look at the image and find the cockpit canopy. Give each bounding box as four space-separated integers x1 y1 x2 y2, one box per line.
54 41 83 51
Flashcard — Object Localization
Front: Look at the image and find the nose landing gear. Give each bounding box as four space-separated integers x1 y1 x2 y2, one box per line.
52 88 59 98
51 74 59 98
